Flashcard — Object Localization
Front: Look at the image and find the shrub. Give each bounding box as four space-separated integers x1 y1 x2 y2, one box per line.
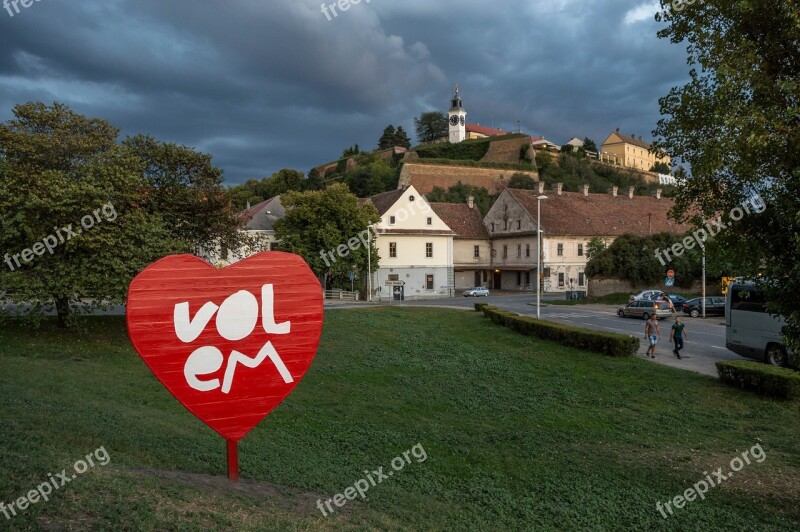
716 361 800 400
481 306 639 357
474 302 489 312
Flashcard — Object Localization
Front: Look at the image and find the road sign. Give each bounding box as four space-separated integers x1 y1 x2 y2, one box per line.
349 271 355 281
665 277 675 287
385 280 405 286
667 270 675 279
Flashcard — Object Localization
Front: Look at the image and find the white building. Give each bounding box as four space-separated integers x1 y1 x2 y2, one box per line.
367 186 455 300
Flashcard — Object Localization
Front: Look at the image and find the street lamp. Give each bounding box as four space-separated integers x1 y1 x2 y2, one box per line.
537 195 548 319
700 241 706 318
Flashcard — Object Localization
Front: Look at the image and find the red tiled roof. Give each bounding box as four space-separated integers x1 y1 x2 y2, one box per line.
466 123 507 137
507 188 691 237
367 187 409 215
430 203 489 240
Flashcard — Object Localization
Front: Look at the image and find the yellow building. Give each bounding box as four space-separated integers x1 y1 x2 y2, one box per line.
600 128 670 171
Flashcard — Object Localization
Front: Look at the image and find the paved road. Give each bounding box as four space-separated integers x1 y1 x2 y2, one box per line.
390 294 741 377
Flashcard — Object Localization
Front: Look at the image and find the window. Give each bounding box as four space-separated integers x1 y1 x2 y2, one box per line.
426 243 433 258
578 243 584 257
503 245 508 258
557 243 564 257
525 271 531 285
409 195 415 202
427 217 432 226
558 273 565 287
389 242 397 258
491 223 495 232
526 244 530 258
426 274 434 290
388 274 399 281
517 220 521 230
389 216 396 225
516 271 522 285
517 244 522 258
578 272 585 286
503 220 508 230
474 245 480 258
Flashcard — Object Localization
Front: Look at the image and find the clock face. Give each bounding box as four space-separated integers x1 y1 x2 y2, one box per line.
450 115 459 126
459 116 465 126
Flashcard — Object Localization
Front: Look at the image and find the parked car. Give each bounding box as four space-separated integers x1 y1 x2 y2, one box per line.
683 297 726 318
618 300 673 320
648 293 687 311
463 287 489 297
629 289 663 302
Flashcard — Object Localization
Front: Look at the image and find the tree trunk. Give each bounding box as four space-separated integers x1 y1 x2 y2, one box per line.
55 296 70 328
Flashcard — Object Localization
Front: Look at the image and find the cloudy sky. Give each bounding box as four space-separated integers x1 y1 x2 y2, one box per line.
0 0 687 185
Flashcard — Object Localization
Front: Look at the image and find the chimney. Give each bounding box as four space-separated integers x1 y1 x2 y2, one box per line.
615 128 620 133
467 196 475 209
656 188 663 200
537 181 545 194
628 186 635 199
609 186 619 197
553 182 563 195
582 184 590 197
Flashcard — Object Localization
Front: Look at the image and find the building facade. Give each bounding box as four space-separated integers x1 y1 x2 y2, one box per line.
601 129 671 172
430 198 491 290
368 186 455 300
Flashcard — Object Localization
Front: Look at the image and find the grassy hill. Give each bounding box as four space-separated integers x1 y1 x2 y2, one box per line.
1 308 798 529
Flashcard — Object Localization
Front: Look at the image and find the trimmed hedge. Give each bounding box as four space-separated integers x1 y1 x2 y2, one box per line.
480 305 639 357
474 302 489 312
716 361 800 400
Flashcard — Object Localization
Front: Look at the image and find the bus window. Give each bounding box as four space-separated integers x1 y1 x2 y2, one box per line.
730 287 767 313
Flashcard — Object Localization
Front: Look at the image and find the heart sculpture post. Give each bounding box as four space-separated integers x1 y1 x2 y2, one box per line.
126 252 324 481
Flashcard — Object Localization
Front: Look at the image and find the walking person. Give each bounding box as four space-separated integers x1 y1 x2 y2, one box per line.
644 314 661 359
670 316 688 359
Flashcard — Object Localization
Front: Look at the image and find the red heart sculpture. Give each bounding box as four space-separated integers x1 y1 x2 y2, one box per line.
126 252 324 442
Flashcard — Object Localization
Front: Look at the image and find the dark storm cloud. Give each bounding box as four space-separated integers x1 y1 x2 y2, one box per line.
0 0 687 184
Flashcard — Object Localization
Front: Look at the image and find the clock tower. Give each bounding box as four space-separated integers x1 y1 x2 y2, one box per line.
448 85 466 144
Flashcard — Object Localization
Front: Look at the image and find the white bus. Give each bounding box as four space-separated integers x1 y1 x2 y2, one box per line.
726 282 791 366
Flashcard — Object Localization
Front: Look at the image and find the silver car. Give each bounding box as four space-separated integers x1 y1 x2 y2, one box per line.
618 300 673 320
463 287 490 297
629 289 663 302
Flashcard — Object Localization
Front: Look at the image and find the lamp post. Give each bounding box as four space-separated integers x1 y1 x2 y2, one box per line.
700 242 706 318
367 226 372 302
537 195 548 319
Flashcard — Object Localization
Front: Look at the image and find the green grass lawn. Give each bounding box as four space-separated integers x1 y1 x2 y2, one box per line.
1 308 799 530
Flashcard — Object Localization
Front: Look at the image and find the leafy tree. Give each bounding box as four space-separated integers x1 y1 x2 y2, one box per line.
274 183 379 290
0 103 179 327
123 134 239 252
583 137 598 153
344 157 396 197
228 177 271 211
305 167 325 191
586 237 608 261
654 0 800 357
264 168 305 198
426 182 495 215
342 145 360 157
378 125 397 150
414 112 448 144
650 162 671 174
508 173 538 190
394 126 411 149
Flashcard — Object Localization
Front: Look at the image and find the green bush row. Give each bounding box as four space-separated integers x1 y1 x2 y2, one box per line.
477 305 639 357
716 361 800 400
